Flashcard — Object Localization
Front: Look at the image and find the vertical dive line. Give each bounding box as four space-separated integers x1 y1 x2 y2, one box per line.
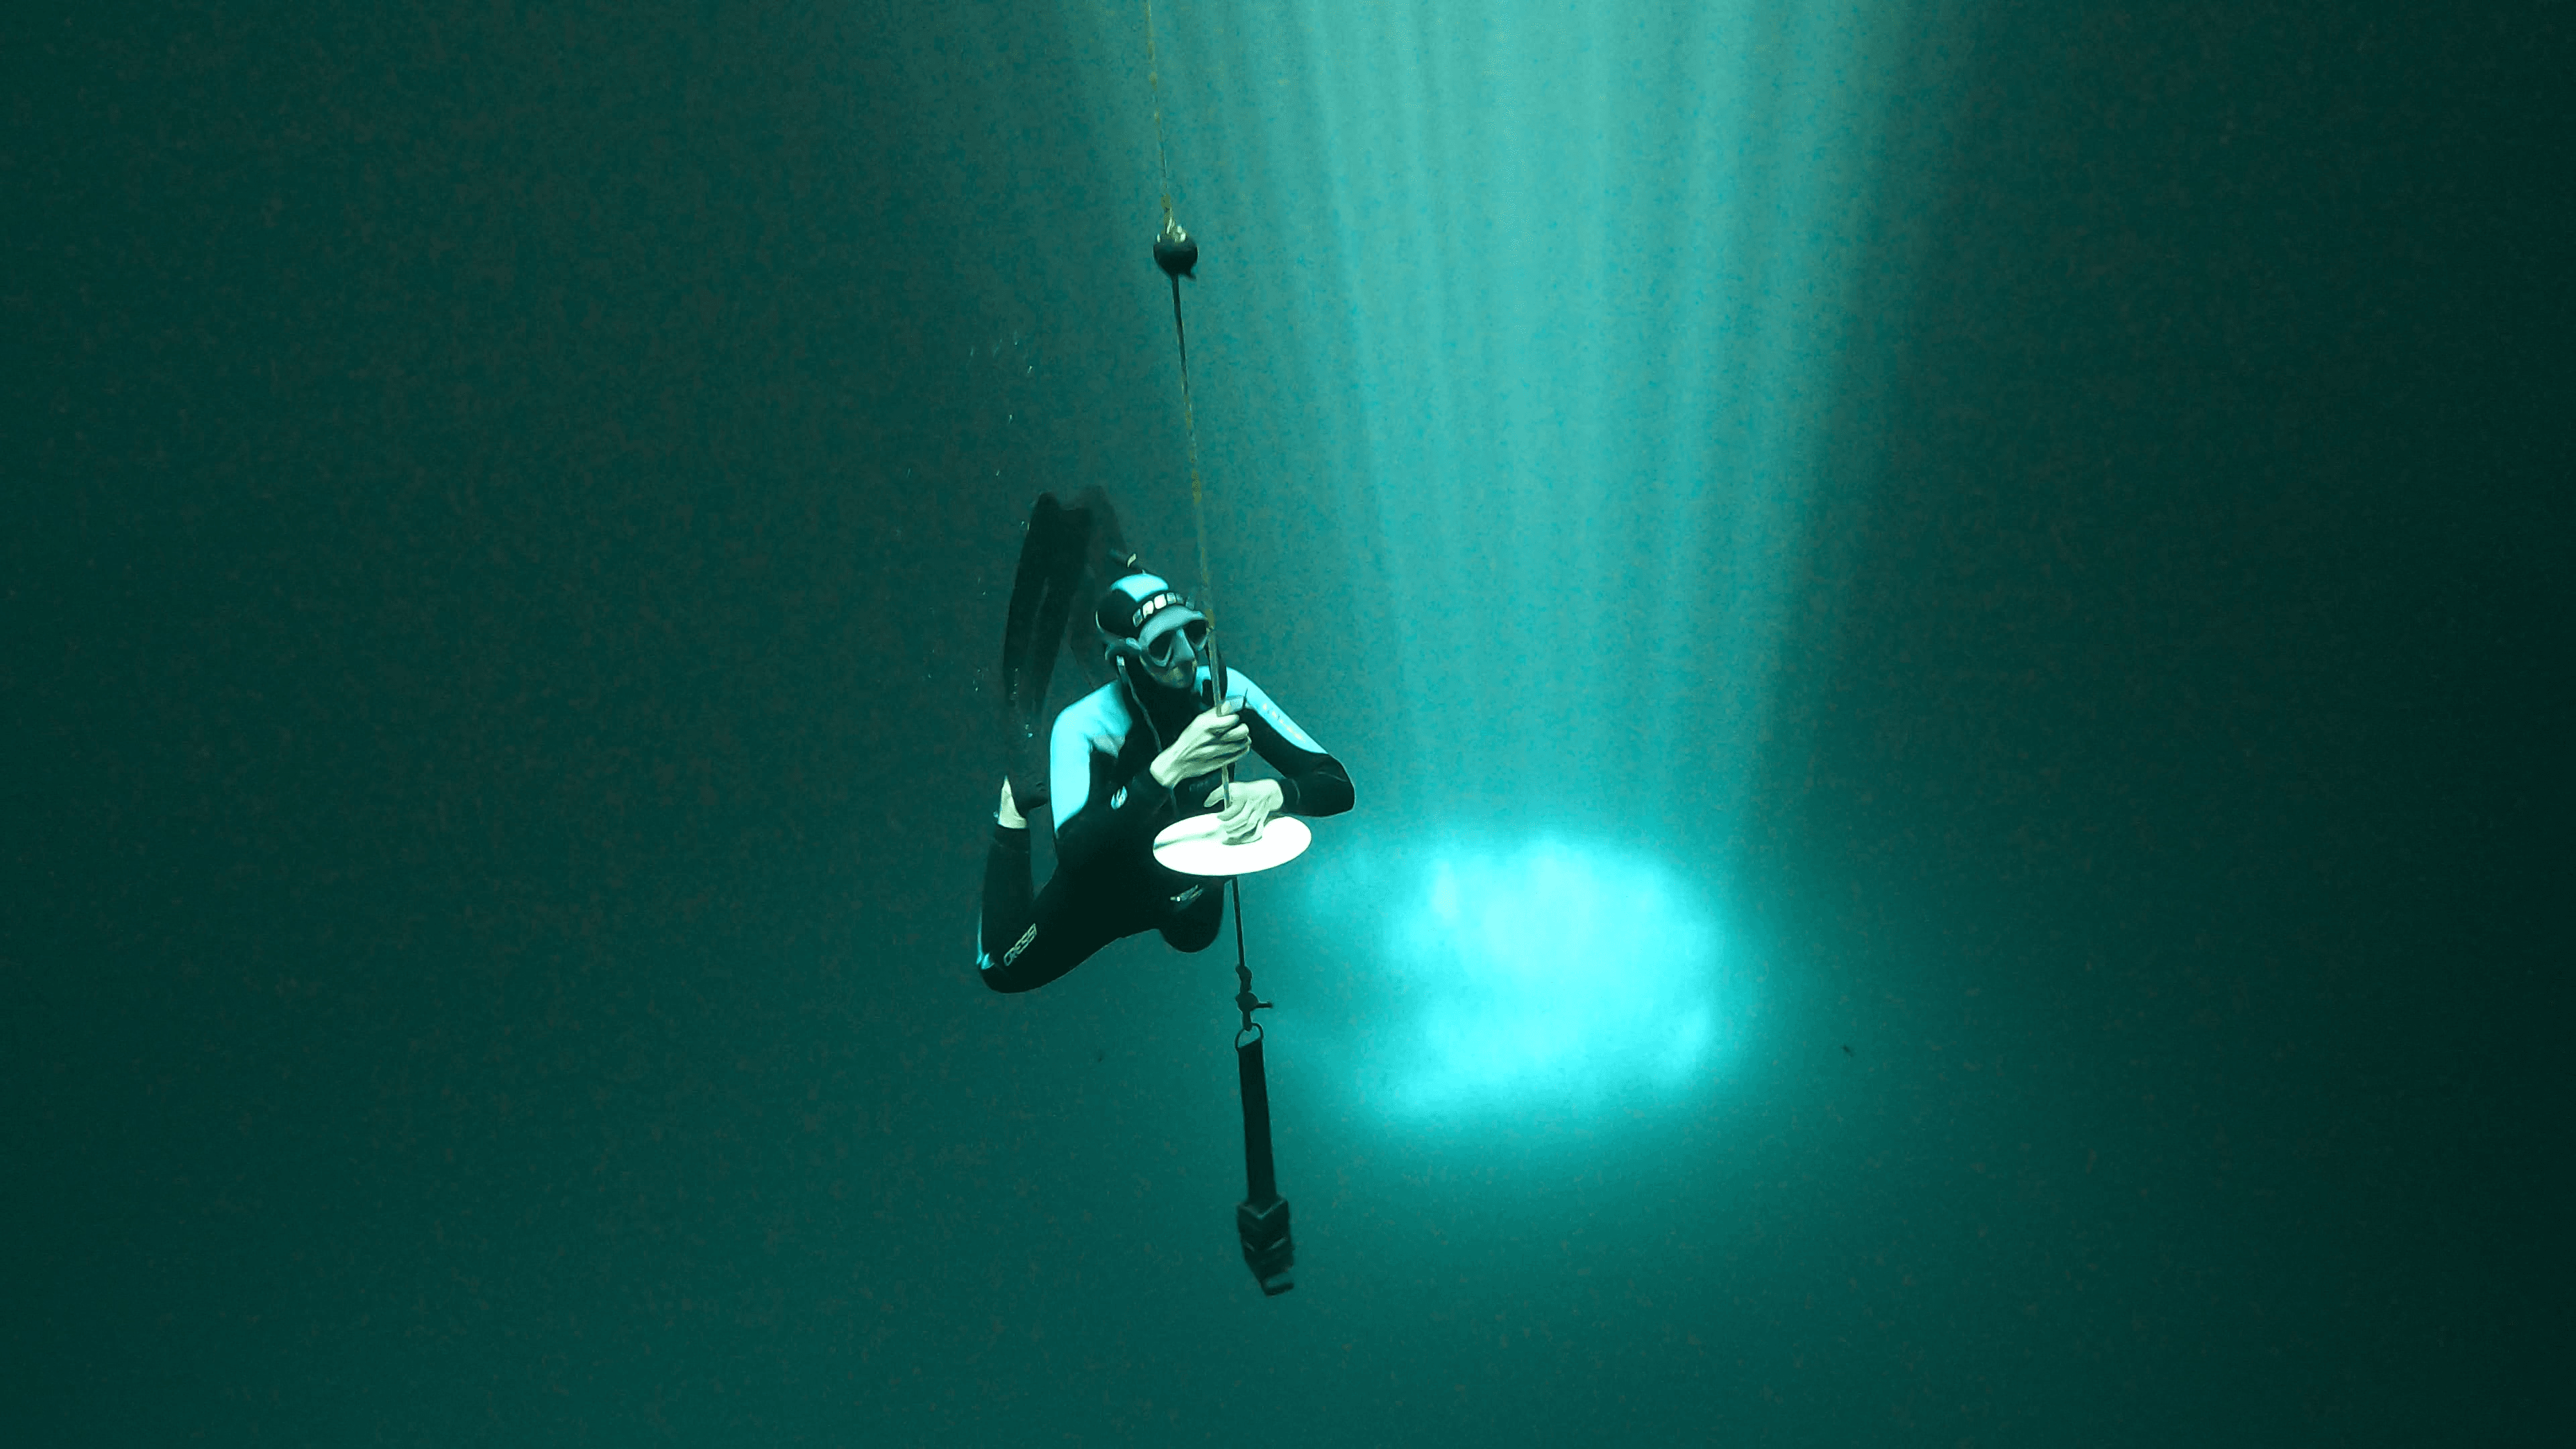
1142 0 1218 635
1143 0 1176 231
1175 278 1217 635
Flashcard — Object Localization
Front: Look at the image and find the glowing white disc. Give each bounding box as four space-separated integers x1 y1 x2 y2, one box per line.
1152 812 1313 877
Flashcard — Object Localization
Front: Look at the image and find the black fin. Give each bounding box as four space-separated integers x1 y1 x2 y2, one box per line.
998 494 1097 812
1002 495 1060 718
1060 486 1130 688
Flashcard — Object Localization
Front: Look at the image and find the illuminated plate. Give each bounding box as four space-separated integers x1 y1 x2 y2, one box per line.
1152 813 1313 877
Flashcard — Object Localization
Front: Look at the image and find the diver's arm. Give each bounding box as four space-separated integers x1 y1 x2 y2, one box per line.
1229 670 1355 818
1050 723 1176 873
1260 752 1352 817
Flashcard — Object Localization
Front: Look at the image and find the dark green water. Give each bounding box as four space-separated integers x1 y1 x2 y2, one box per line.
6 1 2562 1444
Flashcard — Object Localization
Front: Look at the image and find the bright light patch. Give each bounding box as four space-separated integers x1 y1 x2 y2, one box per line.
1383 837 1721 1117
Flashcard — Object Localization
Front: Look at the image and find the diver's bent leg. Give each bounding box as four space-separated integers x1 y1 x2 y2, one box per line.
980 868 1133 994
975 815 1036 981
1156 878 1228 954
975 807 1133 995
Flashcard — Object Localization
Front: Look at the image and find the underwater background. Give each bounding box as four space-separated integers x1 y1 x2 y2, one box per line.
6 0 2562 1444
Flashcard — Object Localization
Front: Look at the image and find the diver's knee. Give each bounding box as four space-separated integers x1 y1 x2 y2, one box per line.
975 938 1024 993
1164 924 1222 954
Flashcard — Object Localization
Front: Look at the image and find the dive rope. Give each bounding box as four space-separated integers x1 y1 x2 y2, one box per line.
1142 0 1218 636
1138 0 1293 1298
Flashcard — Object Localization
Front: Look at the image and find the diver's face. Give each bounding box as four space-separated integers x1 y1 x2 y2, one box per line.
1142 628 1200 690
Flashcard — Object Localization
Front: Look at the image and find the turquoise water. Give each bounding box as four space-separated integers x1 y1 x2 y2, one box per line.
5 0 2549 1445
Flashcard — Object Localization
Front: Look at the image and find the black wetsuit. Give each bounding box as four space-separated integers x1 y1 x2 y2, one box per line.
977 663 1354 993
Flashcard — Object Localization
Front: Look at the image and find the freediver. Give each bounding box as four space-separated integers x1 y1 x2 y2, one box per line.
975 491 1354 994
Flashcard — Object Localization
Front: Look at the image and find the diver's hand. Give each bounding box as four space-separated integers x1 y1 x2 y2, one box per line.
1203 779 1285 844
1150 700 1251 786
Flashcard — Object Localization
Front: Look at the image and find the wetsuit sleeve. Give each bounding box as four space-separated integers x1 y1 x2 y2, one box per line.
1228 669 1354 818
1049 708 1178 872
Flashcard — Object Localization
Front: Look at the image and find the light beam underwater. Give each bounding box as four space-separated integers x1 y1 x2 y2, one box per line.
1091 0 1918 839
1036 0 1933 1123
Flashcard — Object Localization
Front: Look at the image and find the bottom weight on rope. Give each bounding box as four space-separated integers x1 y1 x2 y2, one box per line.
1236 1194 1294 1296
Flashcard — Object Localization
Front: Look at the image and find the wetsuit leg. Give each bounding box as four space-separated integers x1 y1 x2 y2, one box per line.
1156 877 1229 954
976 823 1140 993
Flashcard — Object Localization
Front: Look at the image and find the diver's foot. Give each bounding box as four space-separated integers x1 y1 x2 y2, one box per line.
996 777 1028 830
